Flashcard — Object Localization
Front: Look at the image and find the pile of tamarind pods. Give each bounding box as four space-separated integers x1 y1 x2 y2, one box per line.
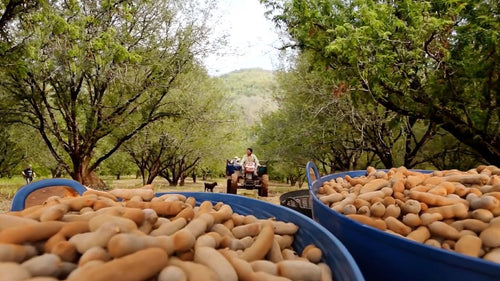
317 165 500 263
0 185 334 281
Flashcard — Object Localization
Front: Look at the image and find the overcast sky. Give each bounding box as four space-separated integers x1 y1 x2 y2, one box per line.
203 0 282 76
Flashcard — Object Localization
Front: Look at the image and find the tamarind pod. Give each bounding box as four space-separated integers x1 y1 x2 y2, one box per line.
301 244 322 263
251 260 278 275
223 218 235 230
195 232 222 248
0 244 37 262
409 190 467 206
109 188 154 201
275 235 294 250
174 206 195 221
68 222 121 253
420 213 443 226
67 248 168 281
51 240 78 262
345 175 367 186
158 265 187 281
243 215 259 224
253 271 293 281
319 193 344 205
125 201 186 216
406 226 430 243
450 219 489 233
424 203 469 219
240 222 274 261
0 262 32 281
220 236 245 250
194 246 238 281
382 204 401 219
151 218 187 236
0 221 65 244
21 253 62 277
480 227 500 248
60 195 98 211
78 246 112 266
445 174 489 185
428 221 460 240
385 217 411 236
277 260 322 281
405 174 428 189
0 214 39 231
342 204 357 215
455 235 482 257
220 249 255 281
209 204 233 224
185 197 196 208
83 189 118 201
169 256 219 281
266 238 284 263
88 214 137 232
121 208 146 226
107 230 195 257
38 203 69 222
231 214 245 226
210 223 235 238
271 221 299 235
346 214 387 231
402 213 421 227
232 223 262 239
194 201 213 218
318 263 333 281
45 221 90 252
282 249 300 260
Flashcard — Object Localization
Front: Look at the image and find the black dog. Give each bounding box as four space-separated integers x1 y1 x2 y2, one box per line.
204 182 217 192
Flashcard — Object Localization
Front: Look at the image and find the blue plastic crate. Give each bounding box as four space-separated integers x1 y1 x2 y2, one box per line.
306 161 500 281
158 192 365 281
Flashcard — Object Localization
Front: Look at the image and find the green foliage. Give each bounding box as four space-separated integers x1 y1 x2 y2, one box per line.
123 67 244 185
0 126 24 177
262 0 499 166
0 0 221 185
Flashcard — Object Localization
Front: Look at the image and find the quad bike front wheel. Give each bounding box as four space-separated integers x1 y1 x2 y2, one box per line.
228 172 239 194
259 174 269 197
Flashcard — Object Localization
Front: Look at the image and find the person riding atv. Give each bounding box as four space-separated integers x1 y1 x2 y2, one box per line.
240 148 260 178
226 148 268 196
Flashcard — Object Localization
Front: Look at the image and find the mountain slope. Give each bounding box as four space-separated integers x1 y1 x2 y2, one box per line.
220 68 278 125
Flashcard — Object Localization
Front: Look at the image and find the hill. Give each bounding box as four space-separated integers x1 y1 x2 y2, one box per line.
219 68 278 125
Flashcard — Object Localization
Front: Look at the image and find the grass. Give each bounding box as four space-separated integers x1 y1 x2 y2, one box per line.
0 175 306 213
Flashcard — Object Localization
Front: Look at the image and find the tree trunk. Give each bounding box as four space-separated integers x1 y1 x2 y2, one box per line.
82 171 106 189
71 157 106 188
179 172 186 186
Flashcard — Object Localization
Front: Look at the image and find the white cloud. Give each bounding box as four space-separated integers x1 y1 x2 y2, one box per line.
204 0 281 76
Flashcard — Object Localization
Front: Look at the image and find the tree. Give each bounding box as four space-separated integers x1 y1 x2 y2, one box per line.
0 126 24 177
124 69 240 186
0 0 219 186
262 0 499 165
99 150 135 180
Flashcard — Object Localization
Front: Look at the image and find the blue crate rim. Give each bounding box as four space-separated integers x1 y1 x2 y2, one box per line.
306 161 500 273
158 191 365 280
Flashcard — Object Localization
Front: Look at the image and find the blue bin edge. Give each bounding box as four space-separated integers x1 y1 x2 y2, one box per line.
306 161 500 281
158 191 365 281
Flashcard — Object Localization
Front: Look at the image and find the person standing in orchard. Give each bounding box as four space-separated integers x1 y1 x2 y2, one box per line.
22 164 36 184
